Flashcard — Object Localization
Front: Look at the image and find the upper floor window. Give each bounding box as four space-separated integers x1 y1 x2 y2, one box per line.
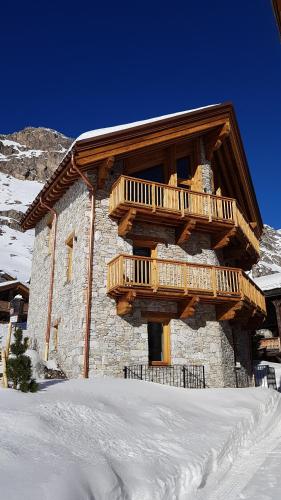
65 232 75 282
176 156 192 187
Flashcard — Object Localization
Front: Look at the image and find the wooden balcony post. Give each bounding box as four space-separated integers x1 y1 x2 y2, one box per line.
180 189 185 217
119 256 124 286
208 195 212 222
120 176 125 203
151 259 158 291
211 267 217 297
152 183 156 212
232 200 238 226
239 270 244 300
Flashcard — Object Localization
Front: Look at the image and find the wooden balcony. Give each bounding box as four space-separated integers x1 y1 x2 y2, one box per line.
109 176 259 268
259 337 281 352
107 255 266 326
0 300 28 314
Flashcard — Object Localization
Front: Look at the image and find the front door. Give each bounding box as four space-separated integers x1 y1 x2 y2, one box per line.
148 322 163 363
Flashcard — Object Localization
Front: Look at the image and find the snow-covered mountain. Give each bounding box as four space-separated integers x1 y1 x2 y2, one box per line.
0 128 72 281
252 225 281 278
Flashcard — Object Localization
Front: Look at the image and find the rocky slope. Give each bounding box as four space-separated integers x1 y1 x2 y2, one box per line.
0 127 72 182
0 127 72 280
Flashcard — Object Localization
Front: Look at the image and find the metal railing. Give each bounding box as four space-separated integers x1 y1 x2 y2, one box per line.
124 364 205 388
108 255 266 313
254 365 277 390
110 175 259 254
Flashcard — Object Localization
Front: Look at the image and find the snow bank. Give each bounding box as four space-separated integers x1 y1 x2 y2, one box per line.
0 379 280 500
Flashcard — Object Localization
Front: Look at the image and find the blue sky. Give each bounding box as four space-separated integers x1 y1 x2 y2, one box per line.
1 1 280 227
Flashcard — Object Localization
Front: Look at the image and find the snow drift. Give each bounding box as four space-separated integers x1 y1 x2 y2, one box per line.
0 379 281 500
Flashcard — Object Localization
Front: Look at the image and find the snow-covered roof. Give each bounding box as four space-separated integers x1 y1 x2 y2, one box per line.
75 104 220 143
253 272 281 292
0 280 29 290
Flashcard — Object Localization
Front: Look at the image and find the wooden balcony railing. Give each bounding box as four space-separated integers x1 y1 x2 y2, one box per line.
107 255 266 314
0 300 28 314
259 337 281 351
109 176 259 255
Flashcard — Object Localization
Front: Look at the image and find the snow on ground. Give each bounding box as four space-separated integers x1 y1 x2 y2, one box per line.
0 225 34 281
0 172 42 212
0 378 281 500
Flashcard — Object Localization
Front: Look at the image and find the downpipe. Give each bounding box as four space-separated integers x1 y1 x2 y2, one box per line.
40 198 58 362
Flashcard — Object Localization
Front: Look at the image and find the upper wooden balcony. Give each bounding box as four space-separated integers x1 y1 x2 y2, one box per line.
109 176 260 268
107 254 266 326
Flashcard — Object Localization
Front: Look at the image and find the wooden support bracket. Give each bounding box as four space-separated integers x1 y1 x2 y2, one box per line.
98 156 115 189
116 291 136 316
176 219 196 245
205 121 231 161
178 296 200 319
216 301 244 321
118 208 137 237
211 227 237 250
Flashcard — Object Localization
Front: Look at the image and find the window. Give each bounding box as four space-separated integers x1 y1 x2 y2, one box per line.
176 156 192 187
133 164 165 183
65 233 74 282
46 216 54 254
147 321 171 365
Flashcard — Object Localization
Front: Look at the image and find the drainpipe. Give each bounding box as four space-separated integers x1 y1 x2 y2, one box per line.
40 198 58 362
71 153 95 378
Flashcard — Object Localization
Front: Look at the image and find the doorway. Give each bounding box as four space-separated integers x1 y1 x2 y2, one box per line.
147 321 171 365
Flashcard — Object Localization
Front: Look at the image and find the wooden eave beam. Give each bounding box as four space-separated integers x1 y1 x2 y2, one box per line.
98 156 115 189
204 121 230 161
75 118 228 167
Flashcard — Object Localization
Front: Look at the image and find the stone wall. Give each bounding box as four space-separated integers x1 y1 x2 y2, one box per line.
28 153 250 387
28 179 90 377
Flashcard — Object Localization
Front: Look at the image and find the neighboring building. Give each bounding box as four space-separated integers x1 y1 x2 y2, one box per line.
272 0 281 38
253 273 281 359
0 270 29 337
21 103 266 387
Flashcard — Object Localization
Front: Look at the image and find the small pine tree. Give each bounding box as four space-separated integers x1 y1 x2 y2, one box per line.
7 328 38 392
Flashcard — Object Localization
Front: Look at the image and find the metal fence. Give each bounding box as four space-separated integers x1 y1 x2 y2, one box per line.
254 365 277 390
235 368 253 388
124 364 205 389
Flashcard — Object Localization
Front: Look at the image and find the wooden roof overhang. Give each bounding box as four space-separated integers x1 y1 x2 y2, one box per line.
273 0 281 38
0 282 29 300
21 103 263 236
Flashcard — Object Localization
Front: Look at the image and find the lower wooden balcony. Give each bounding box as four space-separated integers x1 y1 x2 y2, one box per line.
109 176 259 268
107 255 266 326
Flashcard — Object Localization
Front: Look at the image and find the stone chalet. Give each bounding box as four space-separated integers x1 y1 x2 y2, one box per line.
21 103 266 388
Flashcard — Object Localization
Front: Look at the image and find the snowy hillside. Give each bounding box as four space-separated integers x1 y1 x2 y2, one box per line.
0 172 42 281
0 379 281 499
0 127 72 282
